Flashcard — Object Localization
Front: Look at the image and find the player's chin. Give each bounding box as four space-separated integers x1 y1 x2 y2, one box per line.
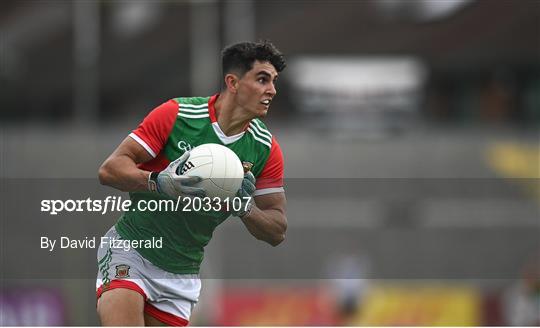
259 105 270 115
252 107 269 118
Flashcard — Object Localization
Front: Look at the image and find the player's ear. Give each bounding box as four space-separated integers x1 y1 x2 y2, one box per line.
224 73 239 94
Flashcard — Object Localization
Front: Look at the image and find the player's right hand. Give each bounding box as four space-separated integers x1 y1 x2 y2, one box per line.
148 152 206 199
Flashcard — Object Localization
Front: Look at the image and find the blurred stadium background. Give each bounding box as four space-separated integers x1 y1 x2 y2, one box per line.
1 0 539 325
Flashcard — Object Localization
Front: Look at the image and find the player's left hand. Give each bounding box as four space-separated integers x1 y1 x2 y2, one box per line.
232 171 256 218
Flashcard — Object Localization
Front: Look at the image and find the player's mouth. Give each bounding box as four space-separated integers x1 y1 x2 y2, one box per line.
260 99 272 108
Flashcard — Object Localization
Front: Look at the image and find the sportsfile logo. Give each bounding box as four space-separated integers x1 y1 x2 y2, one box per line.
41 196 131 215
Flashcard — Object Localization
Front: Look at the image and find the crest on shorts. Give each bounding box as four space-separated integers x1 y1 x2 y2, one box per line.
115 264 130 278
242 161 254 173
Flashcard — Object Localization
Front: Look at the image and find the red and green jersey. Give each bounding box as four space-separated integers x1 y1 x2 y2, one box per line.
115 94 284 274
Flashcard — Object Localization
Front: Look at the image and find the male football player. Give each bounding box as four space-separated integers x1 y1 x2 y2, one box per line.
96 40 287 325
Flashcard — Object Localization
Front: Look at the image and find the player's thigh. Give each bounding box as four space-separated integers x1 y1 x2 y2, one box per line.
97 288 145 326
144 312 168 326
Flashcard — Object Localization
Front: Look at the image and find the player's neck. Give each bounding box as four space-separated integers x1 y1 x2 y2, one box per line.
214 93 252 136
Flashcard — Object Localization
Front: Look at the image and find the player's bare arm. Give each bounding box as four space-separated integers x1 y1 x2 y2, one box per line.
98 137 153 192
99 136 205 199
240 192 287 246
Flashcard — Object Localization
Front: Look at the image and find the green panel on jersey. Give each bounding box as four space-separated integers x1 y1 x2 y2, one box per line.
116 96 274 274
175 96 209 106
115 191 229 274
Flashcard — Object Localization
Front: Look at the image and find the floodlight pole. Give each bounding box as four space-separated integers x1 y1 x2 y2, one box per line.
223 0 255 45
73 0 100 124
189 0 220 95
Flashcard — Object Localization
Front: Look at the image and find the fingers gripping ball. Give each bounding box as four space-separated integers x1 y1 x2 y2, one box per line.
149 151 206 199
238 171 256 198
178 143 244 201
232 171 256 218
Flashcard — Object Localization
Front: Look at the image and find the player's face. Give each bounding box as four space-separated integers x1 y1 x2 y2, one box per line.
236 60 278 118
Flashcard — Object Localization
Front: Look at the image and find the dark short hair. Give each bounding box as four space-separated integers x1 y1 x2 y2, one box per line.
221 40 286 79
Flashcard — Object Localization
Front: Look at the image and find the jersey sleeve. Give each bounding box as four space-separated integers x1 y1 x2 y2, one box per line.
254 137 284 196
129 99 179 158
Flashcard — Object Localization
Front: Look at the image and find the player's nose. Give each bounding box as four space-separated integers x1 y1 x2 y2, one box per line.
267 83 277 96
